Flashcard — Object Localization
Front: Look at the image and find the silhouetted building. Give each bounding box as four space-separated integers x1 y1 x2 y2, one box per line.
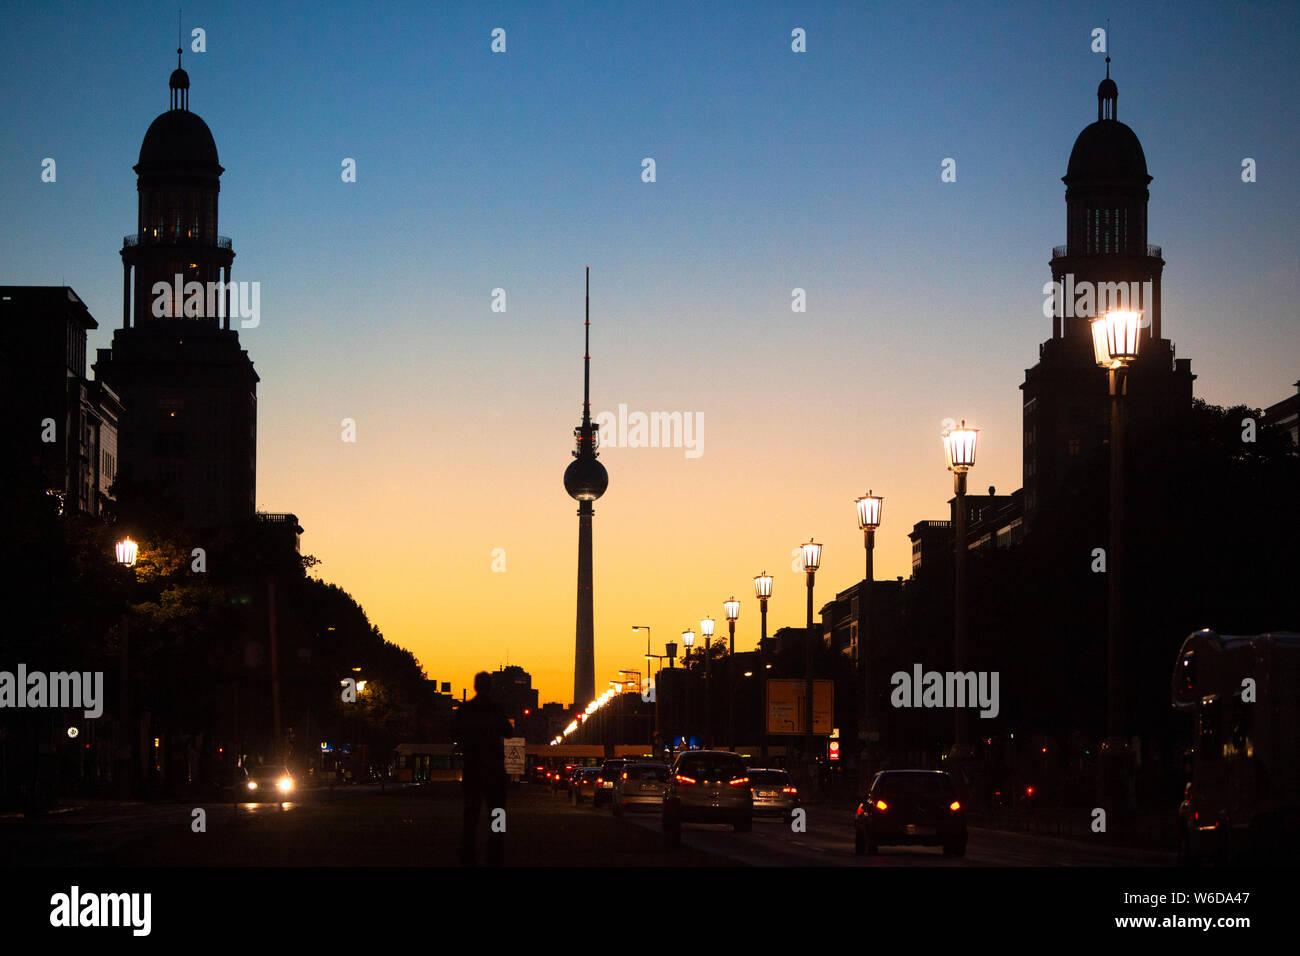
1022 62 1194 525
490 665 539 725
93 56 258 529
0 286 123 515
908 520 953 577
1264 381 1300 448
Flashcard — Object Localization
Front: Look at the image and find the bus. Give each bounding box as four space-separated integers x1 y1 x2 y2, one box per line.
1172 629 1300 865
392 744 463 783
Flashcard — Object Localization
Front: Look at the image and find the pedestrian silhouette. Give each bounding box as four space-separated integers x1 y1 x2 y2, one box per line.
452 671 513 866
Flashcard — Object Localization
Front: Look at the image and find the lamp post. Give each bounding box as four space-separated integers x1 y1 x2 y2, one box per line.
724 597 740 751
114 539 138 798
799 540 822 774
681 628 695 750
664 640 678 762
943 422 978 752
854 492 882 780
1091 309 1141 786
754 572 773 760
632 625 653 697
700 617 715 748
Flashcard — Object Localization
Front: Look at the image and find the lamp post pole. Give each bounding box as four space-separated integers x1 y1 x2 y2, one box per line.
1091 309 1141 798
855 493 882 787
943 424 978 753
755 573 772 762
114 538 138 800
799 541 822 780
681 629 695 751
701 618 714 749
724 598 739 751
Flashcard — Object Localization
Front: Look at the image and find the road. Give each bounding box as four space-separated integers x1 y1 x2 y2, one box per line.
601 800 1175 866
1 782 1175 866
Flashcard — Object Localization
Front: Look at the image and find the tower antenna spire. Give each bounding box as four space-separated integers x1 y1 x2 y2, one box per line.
178 8 183 68
583 265 591 426
1106 18 1111 77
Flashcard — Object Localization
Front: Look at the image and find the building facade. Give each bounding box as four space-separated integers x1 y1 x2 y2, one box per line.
93 59 259 530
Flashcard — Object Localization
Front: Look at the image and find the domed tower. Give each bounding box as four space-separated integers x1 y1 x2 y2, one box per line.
1052 57 1163 344
121 48 235 329
564 267 607 709
1021 60 1194 525
94 52 259 529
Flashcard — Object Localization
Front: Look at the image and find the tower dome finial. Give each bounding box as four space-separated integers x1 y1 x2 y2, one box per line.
1097 58 1118 121
169 11 190 110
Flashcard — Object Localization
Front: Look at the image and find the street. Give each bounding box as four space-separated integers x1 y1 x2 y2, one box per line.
2 781 1175 867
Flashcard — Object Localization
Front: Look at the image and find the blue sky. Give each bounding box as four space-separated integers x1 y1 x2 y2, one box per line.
3 1 1297 700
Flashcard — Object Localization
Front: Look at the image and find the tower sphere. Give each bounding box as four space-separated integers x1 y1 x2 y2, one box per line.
564 455 608 501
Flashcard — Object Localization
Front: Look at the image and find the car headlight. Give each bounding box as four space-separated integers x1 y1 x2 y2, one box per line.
247 781 257 790
278 777 293 792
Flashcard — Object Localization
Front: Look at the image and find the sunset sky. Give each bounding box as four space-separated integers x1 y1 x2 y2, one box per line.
4 1 1297 705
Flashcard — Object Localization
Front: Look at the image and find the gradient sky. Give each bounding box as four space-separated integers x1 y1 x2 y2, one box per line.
3 1 1297 706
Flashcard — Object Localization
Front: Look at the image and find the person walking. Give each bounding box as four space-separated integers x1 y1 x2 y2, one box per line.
452 672 514 866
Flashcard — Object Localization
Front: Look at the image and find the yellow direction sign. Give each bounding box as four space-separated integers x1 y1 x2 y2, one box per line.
765 679 833 735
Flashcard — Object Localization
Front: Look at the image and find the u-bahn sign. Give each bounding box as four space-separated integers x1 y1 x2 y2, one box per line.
766 679 833 735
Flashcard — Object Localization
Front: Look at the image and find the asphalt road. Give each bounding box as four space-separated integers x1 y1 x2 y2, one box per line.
613 801 1176 866
1 782 1175 866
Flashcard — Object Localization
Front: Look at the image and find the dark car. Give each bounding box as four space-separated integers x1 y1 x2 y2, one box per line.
748 768 800 822
662 750 752 849
247 765 297 800
596 758 632 807
854 770 966 857
573 767 602 804
613 762 670 816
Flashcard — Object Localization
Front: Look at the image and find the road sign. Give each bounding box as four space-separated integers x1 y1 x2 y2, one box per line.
504 737 526 775
765 679 833 735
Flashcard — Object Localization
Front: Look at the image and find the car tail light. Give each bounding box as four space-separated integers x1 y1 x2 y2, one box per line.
874 799 888 812
949 800 961 812
597 777 603 785
622 772 628 780
728 776 749 787
782 786 798 794
676 774 697 786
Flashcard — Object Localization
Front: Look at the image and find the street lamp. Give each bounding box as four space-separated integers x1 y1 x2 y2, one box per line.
633 625 653 696
724 597 740 750
114 538 138 799
681 628 695 750
855 491 882 777
115 538 138 567
942 421 978 752
1092 310 1141 775
754 571 773 759
799 539 822 773
701 617 715 748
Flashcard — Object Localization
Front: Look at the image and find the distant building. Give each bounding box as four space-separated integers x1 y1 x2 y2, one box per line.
1263 381 1299 448
490 665 539 725
0 286 123 516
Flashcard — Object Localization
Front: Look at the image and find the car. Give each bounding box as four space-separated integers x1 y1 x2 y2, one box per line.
662 750 752 849
748 768 800 822
551 764 578 793
613 762 670 816
854 770 966 857
247 765 297 799
596 758 632 807
573 767 602 804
